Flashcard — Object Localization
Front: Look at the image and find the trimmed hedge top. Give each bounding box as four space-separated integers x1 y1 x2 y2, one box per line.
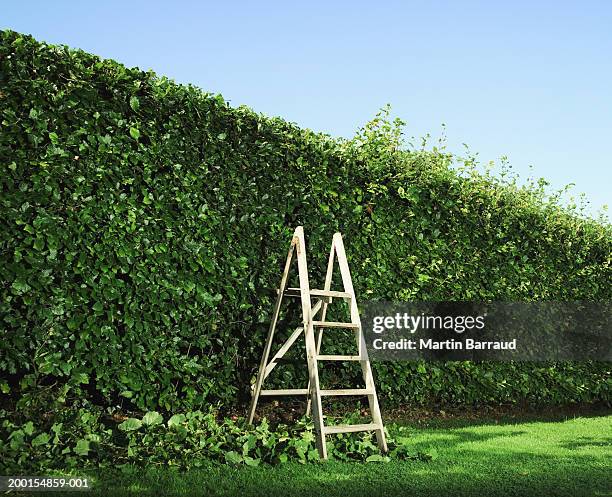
1 30 610 413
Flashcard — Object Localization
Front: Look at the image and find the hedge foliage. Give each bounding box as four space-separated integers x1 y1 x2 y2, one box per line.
0 406 422 472
1 30 610 414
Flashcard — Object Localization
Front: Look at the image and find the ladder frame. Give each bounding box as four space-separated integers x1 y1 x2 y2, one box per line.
247 226 387 459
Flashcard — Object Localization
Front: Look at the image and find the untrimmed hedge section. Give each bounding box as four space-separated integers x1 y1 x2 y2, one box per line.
1 30 610 413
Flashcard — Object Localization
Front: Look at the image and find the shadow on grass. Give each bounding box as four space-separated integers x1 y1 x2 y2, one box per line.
560 436 612 450
390 407 612 430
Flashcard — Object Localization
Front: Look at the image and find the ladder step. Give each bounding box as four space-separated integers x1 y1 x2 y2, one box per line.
317 355 362 361
323 423 381 434
260 389 309 396
320 388 373 396
312 321 359 329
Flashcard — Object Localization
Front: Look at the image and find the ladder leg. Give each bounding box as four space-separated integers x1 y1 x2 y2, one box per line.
305 323 327 459
305 325 324 416
361 360 388 453
247 242 295 425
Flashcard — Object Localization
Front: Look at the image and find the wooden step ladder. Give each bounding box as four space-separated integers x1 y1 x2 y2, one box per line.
247 226 387 459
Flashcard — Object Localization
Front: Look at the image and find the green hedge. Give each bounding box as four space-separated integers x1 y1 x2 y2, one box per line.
1 30 610 413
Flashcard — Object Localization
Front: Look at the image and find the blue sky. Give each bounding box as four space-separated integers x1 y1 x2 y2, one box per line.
3 1 611 218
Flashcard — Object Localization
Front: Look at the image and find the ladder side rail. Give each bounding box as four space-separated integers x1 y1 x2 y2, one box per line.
359 361 388 452
294 227 328 459
333 232 388 453
318 238 337 346
332 233 363 356
247 232 297 424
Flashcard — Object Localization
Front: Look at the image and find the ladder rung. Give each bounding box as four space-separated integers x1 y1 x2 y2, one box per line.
317 355 361 361
260 389 309 396
320 389 373 396
309 289 351 299
278 288 351 299
278 287 302 297
323 423 381 434
312 321 359 329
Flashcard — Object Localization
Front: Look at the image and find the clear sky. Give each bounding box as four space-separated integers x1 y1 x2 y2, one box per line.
3 1 610 218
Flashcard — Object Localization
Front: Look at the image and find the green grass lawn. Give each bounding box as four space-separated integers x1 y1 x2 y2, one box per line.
40 413 611 497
